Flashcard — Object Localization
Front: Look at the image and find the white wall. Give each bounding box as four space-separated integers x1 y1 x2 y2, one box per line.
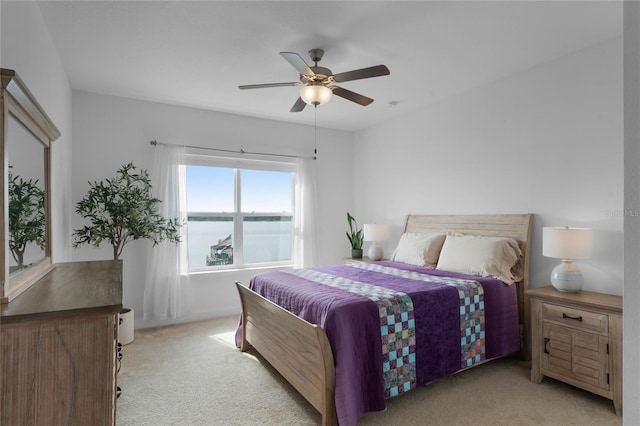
354 37 623 296
623 1 640 423
71 91 354 327
0 1 74 263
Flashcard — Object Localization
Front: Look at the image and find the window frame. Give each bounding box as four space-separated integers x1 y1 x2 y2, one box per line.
185 152 296 273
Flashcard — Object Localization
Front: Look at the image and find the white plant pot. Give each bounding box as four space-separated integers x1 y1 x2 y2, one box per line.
118 308 135 345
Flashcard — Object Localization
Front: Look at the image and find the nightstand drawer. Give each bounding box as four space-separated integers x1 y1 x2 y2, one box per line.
542 303 608 335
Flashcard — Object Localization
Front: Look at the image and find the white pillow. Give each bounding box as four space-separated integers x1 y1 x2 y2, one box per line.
391 233 446 268
435 234 523 284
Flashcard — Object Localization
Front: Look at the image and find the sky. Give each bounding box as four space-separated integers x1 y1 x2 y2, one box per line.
186 165 292 213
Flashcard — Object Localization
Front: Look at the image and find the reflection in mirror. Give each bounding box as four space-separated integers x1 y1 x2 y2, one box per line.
7 112 46 275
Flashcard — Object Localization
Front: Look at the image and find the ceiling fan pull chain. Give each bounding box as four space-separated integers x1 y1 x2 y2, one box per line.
314 106 318 159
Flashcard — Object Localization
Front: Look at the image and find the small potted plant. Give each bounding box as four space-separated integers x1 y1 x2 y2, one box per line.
346 212 363 259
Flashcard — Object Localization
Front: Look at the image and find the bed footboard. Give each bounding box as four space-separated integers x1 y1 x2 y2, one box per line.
235 282 336 426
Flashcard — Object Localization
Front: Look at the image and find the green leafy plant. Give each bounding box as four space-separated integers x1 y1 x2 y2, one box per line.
8 167 45 269
346 212 363 250
73 163 182 260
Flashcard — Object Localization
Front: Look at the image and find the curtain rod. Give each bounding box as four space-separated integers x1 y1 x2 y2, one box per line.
149 140 316 160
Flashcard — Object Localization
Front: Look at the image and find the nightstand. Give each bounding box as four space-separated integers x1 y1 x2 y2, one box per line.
343 256 387 264
526 286 622 415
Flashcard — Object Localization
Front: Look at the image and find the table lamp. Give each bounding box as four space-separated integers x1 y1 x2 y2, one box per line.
542 226 592 292
363 224 390 261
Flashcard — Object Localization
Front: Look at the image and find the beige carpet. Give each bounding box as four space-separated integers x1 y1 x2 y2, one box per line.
116 316 622 426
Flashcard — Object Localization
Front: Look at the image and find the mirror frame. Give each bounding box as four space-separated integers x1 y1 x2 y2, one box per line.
1 69 60 303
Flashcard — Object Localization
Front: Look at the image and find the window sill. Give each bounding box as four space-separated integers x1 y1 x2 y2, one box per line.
188 263 294 276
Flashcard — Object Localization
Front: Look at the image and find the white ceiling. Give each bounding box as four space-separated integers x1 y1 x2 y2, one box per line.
37 1 622 132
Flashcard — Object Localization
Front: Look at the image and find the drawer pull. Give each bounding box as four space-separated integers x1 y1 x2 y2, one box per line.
562 313 583 322
544 337 550 354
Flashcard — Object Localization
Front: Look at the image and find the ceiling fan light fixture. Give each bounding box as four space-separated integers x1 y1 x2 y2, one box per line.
300 85 332 106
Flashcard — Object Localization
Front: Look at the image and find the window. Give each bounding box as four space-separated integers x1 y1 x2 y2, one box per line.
185 155 295 271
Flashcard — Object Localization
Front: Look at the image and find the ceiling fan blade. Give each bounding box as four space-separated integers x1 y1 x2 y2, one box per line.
239 82 299 90
290 97 307 113
331 86 374 106
280 52 315 76
332 65 390 83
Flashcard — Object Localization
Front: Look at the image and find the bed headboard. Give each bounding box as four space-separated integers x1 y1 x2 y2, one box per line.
403 213 534 358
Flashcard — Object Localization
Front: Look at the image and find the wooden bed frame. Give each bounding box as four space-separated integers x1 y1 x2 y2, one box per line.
236 214 533 426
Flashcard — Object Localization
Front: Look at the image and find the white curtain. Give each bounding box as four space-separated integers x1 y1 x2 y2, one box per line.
143 144 189 320
293 157 319 268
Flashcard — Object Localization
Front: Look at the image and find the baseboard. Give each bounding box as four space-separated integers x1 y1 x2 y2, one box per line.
134 307 240 330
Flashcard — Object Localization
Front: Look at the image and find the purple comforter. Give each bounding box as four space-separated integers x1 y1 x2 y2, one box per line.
237 261 520 425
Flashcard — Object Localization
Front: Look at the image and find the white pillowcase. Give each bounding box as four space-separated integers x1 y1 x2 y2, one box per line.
435 234 523 284
391 233 446 268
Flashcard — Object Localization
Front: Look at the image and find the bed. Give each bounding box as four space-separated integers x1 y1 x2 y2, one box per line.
235 214 533 426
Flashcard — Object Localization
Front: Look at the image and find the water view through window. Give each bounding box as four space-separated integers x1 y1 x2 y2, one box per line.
186 164 293 269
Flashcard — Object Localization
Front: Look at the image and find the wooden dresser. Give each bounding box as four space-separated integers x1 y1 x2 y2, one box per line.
1 260 123 425
527 286 622 415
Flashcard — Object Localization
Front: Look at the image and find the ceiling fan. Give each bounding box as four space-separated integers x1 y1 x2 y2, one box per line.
238 48 390 112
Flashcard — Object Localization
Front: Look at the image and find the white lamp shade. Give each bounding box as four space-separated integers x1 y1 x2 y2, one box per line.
542 227 592 260
363 224 390 242
300 85 332 106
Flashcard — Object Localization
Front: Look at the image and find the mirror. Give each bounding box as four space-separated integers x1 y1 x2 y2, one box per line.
1 69 60 303
7 113 47 275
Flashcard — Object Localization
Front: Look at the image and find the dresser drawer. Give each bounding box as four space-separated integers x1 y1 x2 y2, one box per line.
542 302 608 335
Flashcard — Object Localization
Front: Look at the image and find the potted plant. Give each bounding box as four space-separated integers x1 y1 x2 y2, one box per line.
73 162 182 260
7 167 45 271
346 212 363 259
73 163 182 346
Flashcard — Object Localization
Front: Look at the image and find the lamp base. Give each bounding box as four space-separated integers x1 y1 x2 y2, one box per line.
550 260 583 293
368 242 383 261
